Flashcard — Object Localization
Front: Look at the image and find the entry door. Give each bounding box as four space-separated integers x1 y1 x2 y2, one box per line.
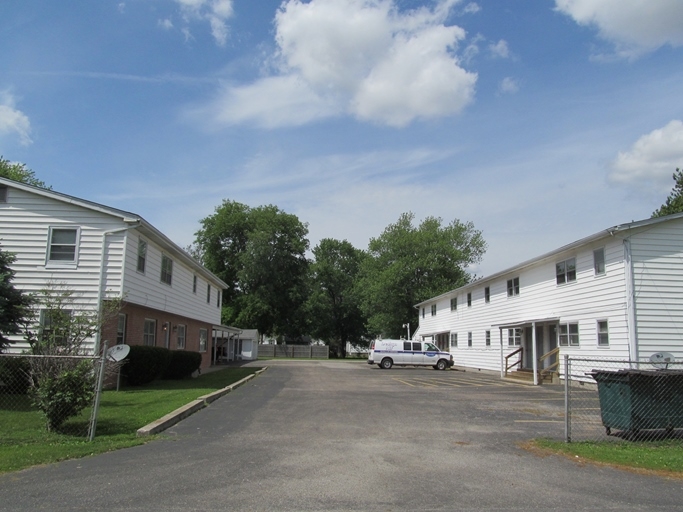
535 326 544 367
547 325 558 368
524 327 533 368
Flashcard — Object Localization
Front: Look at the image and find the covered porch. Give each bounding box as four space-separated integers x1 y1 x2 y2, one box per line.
494 317 561 385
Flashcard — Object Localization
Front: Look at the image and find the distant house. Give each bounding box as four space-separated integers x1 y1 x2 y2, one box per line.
213 327 259 363
414 213 683 384
0 177 227 369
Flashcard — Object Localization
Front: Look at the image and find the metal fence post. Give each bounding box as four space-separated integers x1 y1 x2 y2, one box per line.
88 341 108 442
564 354 570 443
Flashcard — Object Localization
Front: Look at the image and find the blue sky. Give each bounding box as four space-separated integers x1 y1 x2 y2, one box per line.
1 0 682 275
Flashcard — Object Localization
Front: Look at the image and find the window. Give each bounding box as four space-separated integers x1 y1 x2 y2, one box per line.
450 332 458 348
559 323 579 346
467 332 472 347
161 255 173 285
217 290 221 308
137 239 147 273
422 307 425 318
0 185 7 203
556 258 576 285
507 277 519 297
431 304 436 316
597 320 609 346
40 309 72 345
47 227 78 263
484 286 490 303
199 328 208 352
207 284 211 304
485 330 491 347
403 341 412 351
193 275 197 294
177 324 186 349
594 248 605 275
508 328 521 346
467 293 472 307
450 297 457 311
143 319 156 346
117 314 126 344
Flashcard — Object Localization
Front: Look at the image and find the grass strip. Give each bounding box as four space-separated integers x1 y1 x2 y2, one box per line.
0 367 260 474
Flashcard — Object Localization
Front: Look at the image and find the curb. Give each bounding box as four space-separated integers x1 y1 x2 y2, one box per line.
136 367 268 436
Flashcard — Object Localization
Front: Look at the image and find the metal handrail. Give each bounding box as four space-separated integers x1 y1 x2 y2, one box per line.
505 347 523 376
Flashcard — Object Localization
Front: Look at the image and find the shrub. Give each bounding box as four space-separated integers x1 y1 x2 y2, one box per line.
122 346 172 386
164 351 203 380
29 360 95 432
0 357 30 394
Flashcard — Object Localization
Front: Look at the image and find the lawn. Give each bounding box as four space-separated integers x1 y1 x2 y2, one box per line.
530 438 683 477
0 366 261 474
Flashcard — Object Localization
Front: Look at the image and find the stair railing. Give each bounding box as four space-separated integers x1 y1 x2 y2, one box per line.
538 346 561 382
504 347 523 376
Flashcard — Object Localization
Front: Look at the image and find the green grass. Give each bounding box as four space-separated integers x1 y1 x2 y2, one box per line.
530 438 683 476
0 367 261 474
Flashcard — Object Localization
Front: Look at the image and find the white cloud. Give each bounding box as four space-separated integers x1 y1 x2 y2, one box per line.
0 91 32 146
173 0 233 47
462 3 480 15
555 0 683 58
199 0 477 128
608 120 683 191
158 18 174 30
498 77 518 94
488 39 509 58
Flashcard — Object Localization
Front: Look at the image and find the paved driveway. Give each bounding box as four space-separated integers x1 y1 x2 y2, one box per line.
1 360 682 511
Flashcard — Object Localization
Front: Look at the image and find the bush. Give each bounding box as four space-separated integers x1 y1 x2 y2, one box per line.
0 356 30 394
122 346 172 386
29 360 95 432
164 351 203 380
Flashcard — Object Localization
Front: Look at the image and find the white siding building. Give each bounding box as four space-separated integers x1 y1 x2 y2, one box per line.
0 177 227 369
414 214 683 384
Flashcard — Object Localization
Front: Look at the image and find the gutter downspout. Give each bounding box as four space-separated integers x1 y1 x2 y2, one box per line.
624 238 639 365
94 224 138 355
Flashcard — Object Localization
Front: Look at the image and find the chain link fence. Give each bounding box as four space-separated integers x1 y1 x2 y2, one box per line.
0 353 105 442
565 356 683 442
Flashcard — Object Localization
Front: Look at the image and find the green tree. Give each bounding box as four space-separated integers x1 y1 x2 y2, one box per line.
307 239 369 358
0 156 50 189
193 200 310 338
358 212 486 338
652 168 683 218
0 248 34 351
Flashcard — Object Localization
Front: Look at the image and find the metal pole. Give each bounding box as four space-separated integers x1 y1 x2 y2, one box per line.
564 354 570 443
89 340 108 442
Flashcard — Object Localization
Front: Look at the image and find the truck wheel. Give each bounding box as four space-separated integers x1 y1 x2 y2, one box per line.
380 358 393 370
436 359 448 371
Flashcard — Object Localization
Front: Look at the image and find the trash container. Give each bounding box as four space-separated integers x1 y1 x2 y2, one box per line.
590 369 683 436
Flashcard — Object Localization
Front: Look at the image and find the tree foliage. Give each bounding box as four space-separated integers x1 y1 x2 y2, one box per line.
0 156 50 189
358 212 486 338
652 168 683 218
307 239 369 357
0 248 34 351
193 200 310 338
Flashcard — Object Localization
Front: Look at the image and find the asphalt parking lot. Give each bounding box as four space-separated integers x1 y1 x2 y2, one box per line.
1 360 682 511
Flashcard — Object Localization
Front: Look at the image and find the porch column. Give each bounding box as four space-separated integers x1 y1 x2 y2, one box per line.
532 322 538 386
499 328 504 378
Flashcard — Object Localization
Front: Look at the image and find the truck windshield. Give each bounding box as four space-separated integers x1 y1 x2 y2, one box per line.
425 343 439 352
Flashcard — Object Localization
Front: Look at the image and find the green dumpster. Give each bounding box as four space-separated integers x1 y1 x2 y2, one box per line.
590 369 683 436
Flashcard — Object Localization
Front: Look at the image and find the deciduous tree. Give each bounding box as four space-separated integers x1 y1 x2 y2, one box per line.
652 168 683 218
0 156 50 189
358 212 486 338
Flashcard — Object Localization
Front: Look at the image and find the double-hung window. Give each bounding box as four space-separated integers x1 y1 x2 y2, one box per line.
467 293 472 307
47 227 79 264
143 319 156 346
161 255 173 285
137 239 147 273
559 323 579 346
199 328 208 352
207 284 211 304
431 304 436 316
117 314 126 344
484 286 490 303
594 248 605 276
450 297 457 311
193 275 197 294
485 330 491 347
40 309 72 345
467 332 472 347
597 320 609 346
556 258 576 285
507 277 519 297
450 332 458 348
177 324 186 349
508 328 521 346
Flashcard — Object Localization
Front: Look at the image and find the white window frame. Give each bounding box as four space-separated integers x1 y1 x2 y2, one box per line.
193 275 197 294
597 320 609 346
556 258 577 285
485 330 491 347
559 323 579 346
117 313 126 345
450 297 457 311
467 332 472 347
199 328 208 352
177 324 186 350
207 284 211 304
431 304 436 316
508 328 521 346
484 286 490 303
507 277 519 297
594 248 606 276
137 239 147 273
46 226 80 267
161 254 173 286
467 293 472 307
450 332 458 348
143 319 156 346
